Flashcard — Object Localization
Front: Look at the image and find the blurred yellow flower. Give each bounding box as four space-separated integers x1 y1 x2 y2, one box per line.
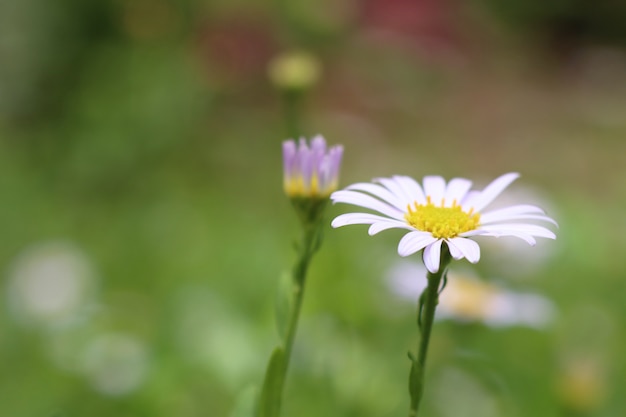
387 261 556 328
557 358 607 412
268 51 321 91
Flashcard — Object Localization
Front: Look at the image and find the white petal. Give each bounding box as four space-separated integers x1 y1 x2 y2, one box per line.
423 239 443 273
481 204 545 217
447 237 481 263
458 229 489 237
346 182 406 210
375 177 414 206
480 204 549 221
423 176 446 204
397 231 437 257
393 176 427 205
482 214 558 226
481 223 556 240
463 172 520 212
446 240 463 259
331 190 404 219
331 213 390 228
460 190 480 206
473 229 538 245
368 219 415 235
444 178 472 206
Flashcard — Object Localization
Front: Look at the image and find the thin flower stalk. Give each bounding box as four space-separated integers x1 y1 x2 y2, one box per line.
268 51 321 139
257 221 321 417
257 136 342 417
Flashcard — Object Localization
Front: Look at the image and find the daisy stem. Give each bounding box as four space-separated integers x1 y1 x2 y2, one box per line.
408 244 451 417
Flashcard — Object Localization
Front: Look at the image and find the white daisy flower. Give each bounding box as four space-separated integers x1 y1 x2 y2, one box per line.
331 173 557 273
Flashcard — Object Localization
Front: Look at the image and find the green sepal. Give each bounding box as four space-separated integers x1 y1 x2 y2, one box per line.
275 272 294 343
256 347 286 417
230 386 258 417
290 197 329 227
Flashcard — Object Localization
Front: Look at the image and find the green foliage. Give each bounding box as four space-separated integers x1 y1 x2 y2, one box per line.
2 1 626 417
231 387 258 417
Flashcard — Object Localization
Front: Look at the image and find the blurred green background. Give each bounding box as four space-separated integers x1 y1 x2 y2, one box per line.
1 0 626 416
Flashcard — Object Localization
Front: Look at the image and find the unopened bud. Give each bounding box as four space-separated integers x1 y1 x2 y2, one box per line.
268 51 321 91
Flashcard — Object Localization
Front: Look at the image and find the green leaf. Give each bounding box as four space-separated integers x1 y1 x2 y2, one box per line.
256 347 286 417
274 272 293 343
408 355 426 410
230 386 258 417
408 359 419 404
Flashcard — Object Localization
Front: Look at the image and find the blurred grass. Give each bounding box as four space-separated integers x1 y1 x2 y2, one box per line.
2 0 626 416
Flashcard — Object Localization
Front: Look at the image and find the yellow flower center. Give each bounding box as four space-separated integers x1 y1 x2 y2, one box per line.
405 197 480 239
284 174 336 198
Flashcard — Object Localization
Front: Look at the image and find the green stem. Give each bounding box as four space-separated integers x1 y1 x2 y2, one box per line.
284 222 319 362
257 216 323 417
283 90 302 139
408 244 451 417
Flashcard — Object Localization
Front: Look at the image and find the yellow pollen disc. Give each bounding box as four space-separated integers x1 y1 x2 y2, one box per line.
284 174 332 198
404 196 480 239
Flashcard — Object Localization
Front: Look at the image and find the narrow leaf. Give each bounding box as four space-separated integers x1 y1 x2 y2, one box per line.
257 347 286 417
408 359 424 408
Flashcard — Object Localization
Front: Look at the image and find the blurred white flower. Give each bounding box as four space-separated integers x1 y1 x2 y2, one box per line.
434 367 500 417
81 333 149 397
6 240 98 327
387 260 556 328
173 287 263 389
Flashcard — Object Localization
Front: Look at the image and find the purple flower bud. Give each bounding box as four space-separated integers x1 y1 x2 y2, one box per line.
282 135 343 198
